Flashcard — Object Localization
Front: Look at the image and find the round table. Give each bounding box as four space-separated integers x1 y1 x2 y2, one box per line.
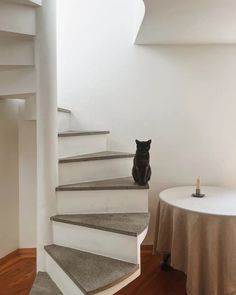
154 186 236 295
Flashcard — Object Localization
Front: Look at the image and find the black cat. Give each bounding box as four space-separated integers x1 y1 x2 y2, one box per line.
132 139 151 186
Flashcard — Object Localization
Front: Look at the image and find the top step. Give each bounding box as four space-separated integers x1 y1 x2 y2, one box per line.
45 244 139 295
57 107 71 114
30 272 62 295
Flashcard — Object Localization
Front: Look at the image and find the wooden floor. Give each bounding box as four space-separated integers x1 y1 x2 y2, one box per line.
0 250 186 295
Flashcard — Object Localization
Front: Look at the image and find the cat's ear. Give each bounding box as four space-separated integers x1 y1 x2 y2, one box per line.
135 139 139 144
148 140 152 145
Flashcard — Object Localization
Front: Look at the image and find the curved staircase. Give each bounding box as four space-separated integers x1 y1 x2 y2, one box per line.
30 107 150 294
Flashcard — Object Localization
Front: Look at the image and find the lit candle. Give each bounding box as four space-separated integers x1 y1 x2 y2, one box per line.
196 177 201 190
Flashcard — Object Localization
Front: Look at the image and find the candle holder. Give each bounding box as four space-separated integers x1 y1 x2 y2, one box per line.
192 188 205 198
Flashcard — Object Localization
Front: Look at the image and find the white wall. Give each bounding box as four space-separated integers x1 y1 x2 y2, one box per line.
57 0 236 244
36 0 58 270
0 100 19 258
19 119 36 248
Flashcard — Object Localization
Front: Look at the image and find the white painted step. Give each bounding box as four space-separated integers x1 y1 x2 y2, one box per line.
2 0 41 7
0 68 35 97
56 177 149 214
0 29 34 38
0 2 36 36
0 92 35 100
51 213 150 264
57 107 71 132
58 151 134 185
58 131 109 158
0 34 34 65
45 245 140 295
0 65 34 71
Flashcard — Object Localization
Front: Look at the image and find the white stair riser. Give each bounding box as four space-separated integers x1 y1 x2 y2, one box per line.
59 158 133 185
0 2 35 35
52 221 148 264
57 112 71 132
58 134 108 158
0 35 34 65
57 190 149 214
0 68 35 97
46 252 140 295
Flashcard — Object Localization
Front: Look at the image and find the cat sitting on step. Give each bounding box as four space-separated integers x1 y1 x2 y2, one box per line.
132 139 151 186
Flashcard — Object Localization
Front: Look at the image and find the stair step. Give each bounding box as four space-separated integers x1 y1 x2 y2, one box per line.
0 92 35 99
0 29 35 38
59 151 134 164
45 244 139 295
2 0 41 7
0 65 34 71
51 213 150 237
56 177 148 191
30 272 62 295
58 130 110 137
59 151 134 185
57 107 71 114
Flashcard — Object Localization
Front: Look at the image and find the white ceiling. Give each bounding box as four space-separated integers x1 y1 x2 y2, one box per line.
135 0 236 44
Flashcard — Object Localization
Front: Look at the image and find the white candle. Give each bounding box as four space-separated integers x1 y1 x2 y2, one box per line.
196 177 201 190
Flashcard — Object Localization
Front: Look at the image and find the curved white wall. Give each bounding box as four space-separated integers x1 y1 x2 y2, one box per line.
57 0 236 244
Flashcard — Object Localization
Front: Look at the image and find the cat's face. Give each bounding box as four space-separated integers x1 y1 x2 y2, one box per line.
135 139 152 152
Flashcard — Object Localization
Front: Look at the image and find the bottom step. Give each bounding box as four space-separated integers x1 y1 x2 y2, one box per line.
45 244 139 295
30 272 62 295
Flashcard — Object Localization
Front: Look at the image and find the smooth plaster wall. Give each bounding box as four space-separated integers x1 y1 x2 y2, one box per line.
19 119 36 248
57 0 236 244
0 100 19 258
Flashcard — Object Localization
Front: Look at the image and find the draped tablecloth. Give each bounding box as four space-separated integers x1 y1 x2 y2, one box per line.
154 186 236 295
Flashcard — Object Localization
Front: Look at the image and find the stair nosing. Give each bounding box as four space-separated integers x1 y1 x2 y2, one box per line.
51 213 150 237
59 151 135 164
58 130 110 137
56 177 149 191
44 244 139 295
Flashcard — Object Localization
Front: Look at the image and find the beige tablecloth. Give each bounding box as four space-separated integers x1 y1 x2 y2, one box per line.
154 192 236 295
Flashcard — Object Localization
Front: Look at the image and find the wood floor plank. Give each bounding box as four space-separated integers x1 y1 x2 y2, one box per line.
0 257 36 295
